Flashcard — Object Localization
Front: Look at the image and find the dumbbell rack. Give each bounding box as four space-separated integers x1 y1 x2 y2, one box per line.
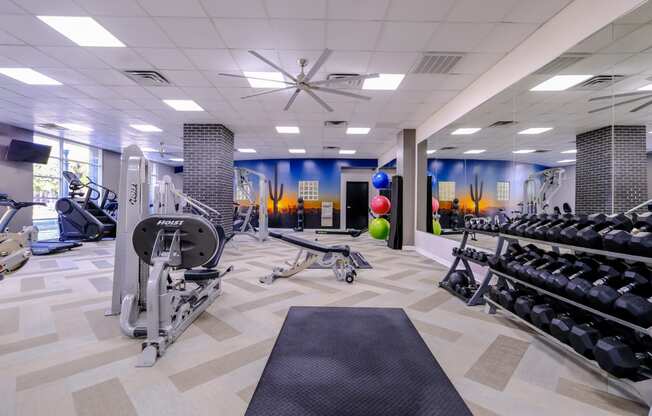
439 228 512 306
485 233 652 411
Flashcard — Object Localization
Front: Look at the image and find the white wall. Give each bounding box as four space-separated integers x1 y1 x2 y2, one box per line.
102 149 121 197
0 124 35 231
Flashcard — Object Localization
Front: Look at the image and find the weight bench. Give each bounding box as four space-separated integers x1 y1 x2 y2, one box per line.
262 231 357 284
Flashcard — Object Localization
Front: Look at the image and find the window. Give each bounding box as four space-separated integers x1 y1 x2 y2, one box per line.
298 180 319 201
497 181 510 201
438 181 455 201
32 135 102 239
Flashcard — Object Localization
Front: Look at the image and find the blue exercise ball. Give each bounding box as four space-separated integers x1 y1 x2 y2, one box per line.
372 171 390 189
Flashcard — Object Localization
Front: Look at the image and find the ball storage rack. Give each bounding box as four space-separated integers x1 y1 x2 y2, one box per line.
485 232 652 413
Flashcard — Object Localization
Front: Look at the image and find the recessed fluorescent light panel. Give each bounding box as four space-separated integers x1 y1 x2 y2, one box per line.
518 127 553 135
464 149 486 154
238 148 256 153
530 75 592 91
130 124 162 132
561 149 577 154
163 99 204 112
37 16 125 47
58 123 92 132
362 73 405 90
638 84 652 91
243 71 286 88
346 127 370 135
339 149 356 155
451 128 481 135
276 126 300 134
169 157 183 162
512 149 536 154
557 159 576 163
427 149 437 155
0 68 61 85
288 148 305 154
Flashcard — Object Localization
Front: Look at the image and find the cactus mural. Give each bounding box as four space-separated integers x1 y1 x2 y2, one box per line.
268 163 284 216
469 174 484 217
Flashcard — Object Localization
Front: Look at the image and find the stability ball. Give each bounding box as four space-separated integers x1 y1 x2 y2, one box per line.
371 195 391 215
432 219 442 235
369 217 390 240
431 197 439 213
372 171 390 189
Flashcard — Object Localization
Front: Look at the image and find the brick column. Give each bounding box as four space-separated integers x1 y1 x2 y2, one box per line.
183 124 234 236
575 125 647 214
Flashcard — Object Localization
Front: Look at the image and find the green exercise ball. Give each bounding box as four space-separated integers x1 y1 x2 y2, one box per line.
432 219 442 235
369 218 390 240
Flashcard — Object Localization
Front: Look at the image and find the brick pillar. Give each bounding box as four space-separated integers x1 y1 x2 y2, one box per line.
575 125 647 214
183 124 234 236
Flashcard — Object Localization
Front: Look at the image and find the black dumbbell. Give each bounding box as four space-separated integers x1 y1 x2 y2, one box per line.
524 252 574 286
550 312 591 345
559 214 600 245
514 214 547 236
502 214 529 234
514 295 547 321
565 260 628 302
513 251 551 281
533 212 573 241
547 257 601 294
530 303 558 331
568 319 607 358
593 335 651 378
546 214 580 242
506 247 545 277
628 212 652 257
521 213 552 238
586 263 650 313
603 212 652 254
533 254 578 288
505 214 538 235
452 247 459 256
576 213 633 249
448 271 469 292
488 285 501 303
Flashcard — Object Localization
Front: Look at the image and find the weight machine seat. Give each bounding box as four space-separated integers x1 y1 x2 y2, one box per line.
269 231 351 257
184 268 220 281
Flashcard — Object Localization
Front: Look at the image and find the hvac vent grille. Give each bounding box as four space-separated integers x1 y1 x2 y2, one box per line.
122 70 170 86
533 53 590 75
573 74 625 89
488 120 517 128
326 73 362 88
37 123 67 131
534 149 551 153
412 52 464 74
439 146 458 151
323 146 339 150
324 121 347 127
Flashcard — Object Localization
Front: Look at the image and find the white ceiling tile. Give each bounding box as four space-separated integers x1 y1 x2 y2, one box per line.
272 20 325 50
368 52 418 73
97 17 175 48
376 22 438 52
105 99 141 110
145 86 189 99
78 69 136 86
323 51 372 74
603 23 652 53
386 0 456 21
113 86 156 100
0 1 25 13
38 46 110 69
568 24 637 54
265 0 326 18
474 23 538 53
428 22 494 52
446 0 519 23
453 53 503 74
184 49 238 71
74 0 148 16
0 45 67 67
157 18 225 48
181 86 224 100
503 0 571 23
130 98 170 110
230 49 280 71
0 15 72 46
73 85 122 99
137 0 207 17
38 68 96 85
136 48 195 70
15 0 86 14
326 21 382 50
0 28 23 44
90 48 151 69
214 19 275 49
327 0 390 20
200 0 267 17
161 70 212 87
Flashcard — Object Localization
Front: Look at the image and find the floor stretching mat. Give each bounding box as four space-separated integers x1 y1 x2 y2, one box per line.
245 307 472 416
307 251 372 270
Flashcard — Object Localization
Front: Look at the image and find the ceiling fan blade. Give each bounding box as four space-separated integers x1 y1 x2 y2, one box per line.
284 89 301 111
218 72 294 86
304 49 332 82
630 98 652 112
588 91 652 102
303 88 333 112
588 94 652 113
248 50 298 82
311 86 371 100
241 86 296 99
310 73 380 86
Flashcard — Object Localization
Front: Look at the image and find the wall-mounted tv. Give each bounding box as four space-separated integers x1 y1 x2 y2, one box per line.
5 140 51 164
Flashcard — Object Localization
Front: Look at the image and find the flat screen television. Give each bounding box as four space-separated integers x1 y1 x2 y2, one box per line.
5 140 51 164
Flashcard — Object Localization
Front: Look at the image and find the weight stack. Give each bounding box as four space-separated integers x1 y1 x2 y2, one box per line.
388 175 403 249
426 175 433 234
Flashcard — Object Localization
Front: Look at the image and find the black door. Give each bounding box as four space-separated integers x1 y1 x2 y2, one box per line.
346 181 369 230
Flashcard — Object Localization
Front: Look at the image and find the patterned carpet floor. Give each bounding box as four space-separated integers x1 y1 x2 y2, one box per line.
0 232 647 416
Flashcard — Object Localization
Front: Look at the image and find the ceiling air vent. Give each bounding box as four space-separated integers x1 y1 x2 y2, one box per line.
324 121 347 127
412 52 464 74
532 53 590 75
534 149 551 153
488 120 517 128
323 146 339 150
122 70 170 86
572 74 625 90
326 73 362 88
439 146 458 151
37 123 67 131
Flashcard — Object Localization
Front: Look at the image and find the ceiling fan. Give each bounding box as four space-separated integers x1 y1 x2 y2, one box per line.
588 90 652 113
218 49 379 112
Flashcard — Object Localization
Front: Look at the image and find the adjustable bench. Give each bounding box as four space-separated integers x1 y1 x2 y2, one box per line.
262 231 357 284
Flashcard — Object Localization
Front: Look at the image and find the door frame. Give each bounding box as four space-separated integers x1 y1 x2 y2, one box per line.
340 168 375 230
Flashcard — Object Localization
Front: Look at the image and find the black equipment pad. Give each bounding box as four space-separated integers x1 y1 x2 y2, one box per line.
270 232 350 256
245 307 472 416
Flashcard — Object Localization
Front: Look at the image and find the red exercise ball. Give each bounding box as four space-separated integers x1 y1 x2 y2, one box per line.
371 195 391 215
432 197 440 213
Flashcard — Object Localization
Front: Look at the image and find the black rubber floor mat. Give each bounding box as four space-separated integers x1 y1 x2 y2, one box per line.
245 307 472 416
307 251 372 270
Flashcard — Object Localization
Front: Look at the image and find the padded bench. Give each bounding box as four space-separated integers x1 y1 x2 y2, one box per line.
269 231 350 257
